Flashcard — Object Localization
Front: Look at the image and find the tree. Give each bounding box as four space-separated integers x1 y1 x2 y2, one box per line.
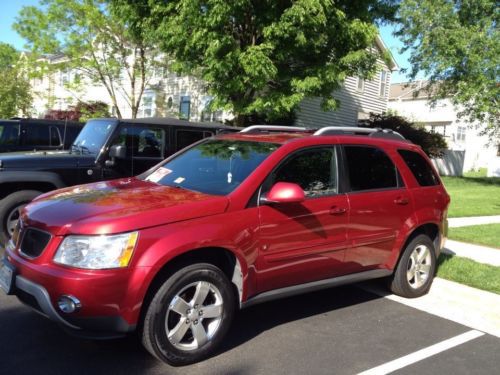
132 0 397 126
0 43 32 118
14 0 163 119
396 0 499 141
44 100 110 122
359 113 447 158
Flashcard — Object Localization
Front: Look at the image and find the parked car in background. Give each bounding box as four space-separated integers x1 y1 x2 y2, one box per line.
0 118 83 153
0 117 237 242
1 125 450 366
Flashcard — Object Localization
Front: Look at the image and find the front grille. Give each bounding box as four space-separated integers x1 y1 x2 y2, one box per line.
20 228 51 259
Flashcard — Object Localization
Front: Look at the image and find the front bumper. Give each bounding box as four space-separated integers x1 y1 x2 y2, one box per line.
2 244 140 339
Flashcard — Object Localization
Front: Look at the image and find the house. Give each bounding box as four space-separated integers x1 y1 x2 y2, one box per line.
28 36 397 130
388 81 499 176
295 37 399 128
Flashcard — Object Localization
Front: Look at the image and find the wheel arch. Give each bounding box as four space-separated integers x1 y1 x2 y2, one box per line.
137 247 246 327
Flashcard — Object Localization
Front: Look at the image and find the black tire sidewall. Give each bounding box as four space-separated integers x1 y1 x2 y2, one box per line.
0 190 41 243
143 263 236 366
394 234 437 297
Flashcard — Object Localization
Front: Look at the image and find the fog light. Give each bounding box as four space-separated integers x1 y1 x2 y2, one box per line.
57 295 82 314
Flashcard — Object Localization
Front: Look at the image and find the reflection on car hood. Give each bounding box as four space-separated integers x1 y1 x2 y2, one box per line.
23 178 229 235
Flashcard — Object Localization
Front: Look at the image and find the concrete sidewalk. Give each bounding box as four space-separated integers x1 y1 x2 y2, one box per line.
361 277 500 338
448 215 500 228
444 239 500 266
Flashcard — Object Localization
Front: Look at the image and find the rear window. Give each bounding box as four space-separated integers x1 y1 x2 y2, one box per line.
344 146 400 191
398 149 440 186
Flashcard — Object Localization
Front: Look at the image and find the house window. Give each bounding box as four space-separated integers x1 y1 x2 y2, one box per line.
167 97 173 110
456 126 466 142
379 71 388 97
179 96 191 120
60 70 70 85
357 77 365 92
140 92 155 118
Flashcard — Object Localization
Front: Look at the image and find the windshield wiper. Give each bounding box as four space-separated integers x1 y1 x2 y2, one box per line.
70 144 92 155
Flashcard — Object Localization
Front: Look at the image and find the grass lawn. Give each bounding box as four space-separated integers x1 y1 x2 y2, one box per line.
441 174 500 218
449 224 500 248
437 254 500 294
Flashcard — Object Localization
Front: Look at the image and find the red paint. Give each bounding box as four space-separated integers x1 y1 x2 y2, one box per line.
5 131 449 332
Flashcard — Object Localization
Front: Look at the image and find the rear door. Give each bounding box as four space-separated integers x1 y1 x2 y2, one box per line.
342 145 414 272
256 146 349 293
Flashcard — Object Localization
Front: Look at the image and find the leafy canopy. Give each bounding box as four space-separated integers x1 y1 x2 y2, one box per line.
0 42 32 118
397 0 499 141
14 0 161 118
359 112 448 158
140 0 397 125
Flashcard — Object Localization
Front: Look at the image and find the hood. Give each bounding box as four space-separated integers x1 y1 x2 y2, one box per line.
22 178 229 235
0 150 93 170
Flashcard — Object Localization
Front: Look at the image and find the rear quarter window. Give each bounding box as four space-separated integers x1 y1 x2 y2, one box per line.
398 149 440 186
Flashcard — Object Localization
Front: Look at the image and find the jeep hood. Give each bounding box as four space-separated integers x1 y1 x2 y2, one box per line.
22 178 229 235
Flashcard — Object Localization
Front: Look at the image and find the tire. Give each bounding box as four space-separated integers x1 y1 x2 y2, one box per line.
389 234 437 298
0 190 42 244
141 263 236 366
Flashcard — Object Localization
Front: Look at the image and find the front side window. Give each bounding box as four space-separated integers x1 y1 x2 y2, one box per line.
144 139 279 195
24 125 50 146
398 149 439 186
268 148 337 197
344 146 399 191
112 126 165 158
0 122 20 145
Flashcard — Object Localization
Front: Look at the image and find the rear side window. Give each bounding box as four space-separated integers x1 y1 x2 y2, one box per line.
176 130 213 150
398 149 440 186
344 146 399 191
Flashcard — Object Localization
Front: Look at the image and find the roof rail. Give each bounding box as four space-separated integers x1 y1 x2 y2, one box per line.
240 125 307 133
313 126 406 141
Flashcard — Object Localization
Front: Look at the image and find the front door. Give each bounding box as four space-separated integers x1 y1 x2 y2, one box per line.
256 147 349 293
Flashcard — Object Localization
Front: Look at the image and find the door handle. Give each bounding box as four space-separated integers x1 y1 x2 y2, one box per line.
394 197 409 205
330 207 347 215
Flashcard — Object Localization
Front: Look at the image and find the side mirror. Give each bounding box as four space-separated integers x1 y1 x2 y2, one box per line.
260 182 305 204
105 145 126 167
109 144 126 159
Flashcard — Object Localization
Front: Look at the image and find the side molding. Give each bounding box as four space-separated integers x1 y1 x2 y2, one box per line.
241 269 392 309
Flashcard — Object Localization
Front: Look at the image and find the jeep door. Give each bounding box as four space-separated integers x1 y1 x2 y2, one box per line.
105 124 167 178
342 145 414 272
256 146 349 293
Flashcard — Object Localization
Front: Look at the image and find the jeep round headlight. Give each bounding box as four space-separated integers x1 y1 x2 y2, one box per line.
53 232 139 269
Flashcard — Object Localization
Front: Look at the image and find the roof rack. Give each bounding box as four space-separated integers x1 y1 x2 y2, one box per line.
240 125 307 133
313 126 406 141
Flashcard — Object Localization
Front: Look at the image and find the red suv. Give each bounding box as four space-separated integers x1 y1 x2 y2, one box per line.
0 126 449 365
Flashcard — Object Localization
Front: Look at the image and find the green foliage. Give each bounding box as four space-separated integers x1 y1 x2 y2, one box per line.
0 43 32 118
136 0 397 125
14 0 162 118
397 0 499 142
359 113 447 158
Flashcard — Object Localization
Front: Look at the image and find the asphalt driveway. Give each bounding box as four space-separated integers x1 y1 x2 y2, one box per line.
1 282 499 375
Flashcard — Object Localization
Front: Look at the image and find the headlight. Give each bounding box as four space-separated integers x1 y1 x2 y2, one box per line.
53 232 139 269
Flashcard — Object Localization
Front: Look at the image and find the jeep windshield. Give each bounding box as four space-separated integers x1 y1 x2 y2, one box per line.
144 139 279 195
71 119 117 154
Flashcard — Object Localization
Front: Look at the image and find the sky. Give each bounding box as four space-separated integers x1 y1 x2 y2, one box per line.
1 0 418 84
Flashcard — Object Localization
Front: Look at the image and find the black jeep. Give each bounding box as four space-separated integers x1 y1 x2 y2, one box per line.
0 117 236 242
0 118 83 153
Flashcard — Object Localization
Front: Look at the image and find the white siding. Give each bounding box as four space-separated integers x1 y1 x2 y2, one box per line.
295 68 391 128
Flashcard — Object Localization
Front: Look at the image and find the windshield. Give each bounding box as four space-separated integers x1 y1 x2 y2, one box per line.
72 119 117 154
0 122 20 145
144 139 280 195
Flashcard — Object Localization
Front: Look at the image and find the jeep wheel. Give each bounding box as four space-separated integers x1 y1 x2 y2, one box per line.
389 234 437 298
0 190 42 244
141 263 236 366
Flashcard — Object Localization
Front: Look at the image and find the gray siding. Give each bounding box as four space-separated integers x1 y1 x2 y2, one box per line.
295 67 391 128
